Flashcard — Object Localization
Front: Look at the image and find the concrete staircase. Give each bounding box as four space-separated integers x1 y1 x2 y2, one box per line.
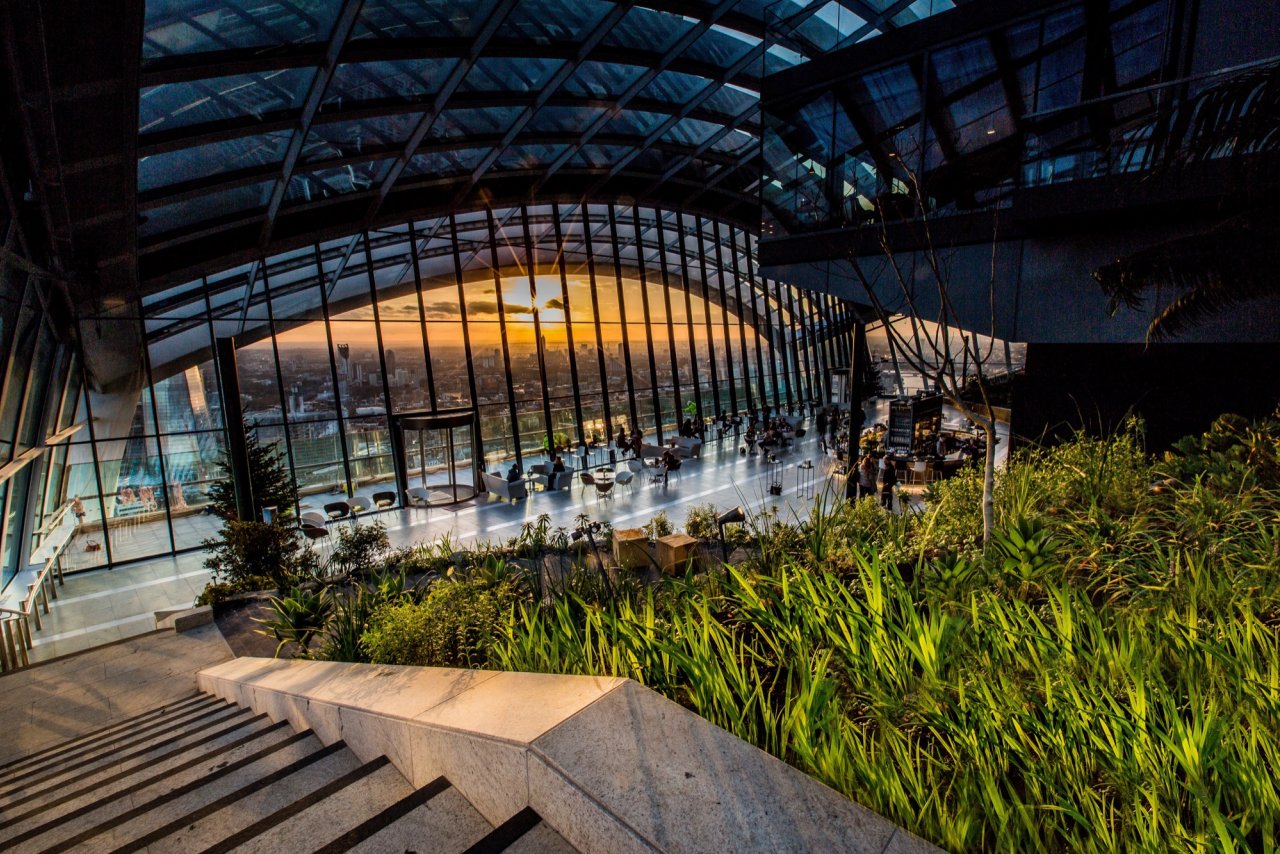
0 691 575 853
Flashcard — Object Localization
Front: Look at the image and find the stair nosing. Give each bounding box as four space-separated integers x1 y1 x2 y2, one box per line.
308 775 453 854
0 701 245 804
193 754 391 854
109 740 357 854
462 807 545 854
0 713 283 838
0 692 214 779
32 728 317 854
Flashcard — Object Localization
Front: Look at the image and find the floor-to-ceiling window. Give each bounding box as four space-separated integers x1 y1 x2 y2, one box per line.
56 203 844 568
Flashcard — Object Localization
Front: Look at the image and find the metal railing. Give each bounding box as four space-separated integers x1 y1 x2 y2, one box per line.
1 502 74 673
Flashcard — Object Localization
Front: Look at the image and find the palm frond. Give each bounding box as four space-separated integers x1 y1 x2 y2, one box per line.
1093 210 1280 341
1140 61 1280 176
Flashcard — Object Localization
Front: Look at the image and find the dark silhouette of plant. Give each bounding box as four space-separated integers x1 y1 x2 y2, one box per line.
1094 62 1280 340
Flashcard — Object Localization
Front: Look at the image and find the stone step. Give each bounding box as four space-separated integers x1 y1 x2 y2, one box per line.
0 691 213 782
0 713 283 845
326 778 494 854
218 757 419 854
0 700 249 810
121 739 365 853
12 727 318 854
0 691 225 798
463 806 578 854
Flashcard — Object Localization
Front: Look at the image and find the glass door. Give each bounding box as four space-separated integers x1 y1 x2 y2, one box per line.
395 410 477 506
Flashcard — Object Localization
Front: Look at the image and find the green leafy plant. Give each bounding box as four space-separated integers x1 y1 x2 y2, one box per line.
684 503 719 540
207 422 298 521
643 511 673 541
200 520 315 594
255 587 332 657
329 521 391 575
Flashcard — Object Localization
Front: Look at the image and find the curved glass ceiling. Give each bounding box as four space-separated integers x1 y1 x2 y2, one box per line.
136 0 957 285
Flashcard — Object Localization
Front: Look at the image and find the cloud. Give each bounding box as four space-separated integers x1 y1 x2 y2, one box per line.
544 298 565 311
423 300 462 319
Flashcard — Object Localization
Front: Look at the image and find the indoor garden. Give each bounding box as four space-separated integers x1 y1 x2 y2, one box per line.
201 411 1280 852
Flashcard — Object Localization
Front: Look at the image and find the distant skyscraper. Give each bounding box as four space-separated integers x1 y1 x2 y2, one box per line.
385 349 396 379
337 343 351 378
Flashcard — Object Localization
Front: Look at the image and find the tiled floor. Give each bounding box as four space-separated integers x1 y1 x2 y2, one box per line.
26 402 1008 664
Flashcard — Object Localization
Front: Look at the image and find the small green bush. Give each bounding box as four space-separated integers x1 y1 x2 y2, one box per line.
684 503 719 540
360 577 523 668
329 521 391 575
643 511 673 541
201 520 315 593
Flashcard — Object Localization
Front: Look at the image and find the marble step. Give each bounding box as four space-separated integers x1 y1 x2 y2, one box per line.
0 694 229 800
120 738 365 853
322 778 493 854
0 691 214 781
0 713 284 845
11 727 318 854
464 806 579 854
216 757 420 854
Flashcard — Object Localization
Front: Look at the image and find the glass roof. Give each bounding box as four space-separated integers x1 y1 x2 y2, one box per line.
760 0 1179 233
135 0 957 285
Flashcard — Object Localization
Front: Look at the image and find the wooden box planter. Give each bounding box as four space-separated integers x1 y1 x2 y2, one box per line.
657 533 699 575
613 528 649 570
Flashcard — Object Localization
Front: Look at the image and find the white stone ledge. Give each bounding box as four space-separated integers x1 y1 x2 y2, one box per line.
198 658 937 854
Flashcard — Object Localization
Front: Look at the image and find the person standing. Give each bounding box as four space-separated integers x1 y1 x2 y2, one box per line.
858 456 877 499
880 459 898 511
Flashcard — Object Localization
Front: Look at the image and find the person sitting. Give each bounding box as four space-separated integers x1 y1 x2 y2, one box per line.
615 425 628 451
551 455 565 474
744 426 757 453
506 463 522 483
662 449 680 484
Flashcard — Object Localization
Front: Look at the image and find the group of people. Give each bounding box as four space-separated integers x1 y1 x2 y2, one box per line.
850 454 899 510
614 423 647 459
743 414 796 455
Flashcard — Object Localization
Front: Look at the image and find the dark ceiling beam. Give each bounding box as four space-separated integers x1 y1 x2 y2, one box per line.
1080 0 1119 151
358 0 521 229
139 40 760 92
638 101 760 196
139 132 743 209
529 0 741 197
137 90 762 156
447 2 634 212
585 45 764 197
912 55 971 204
255 0 366 256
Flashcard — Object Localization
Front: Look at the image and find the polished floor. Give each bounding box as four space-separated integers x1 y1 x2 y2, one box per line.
28 402 1007 663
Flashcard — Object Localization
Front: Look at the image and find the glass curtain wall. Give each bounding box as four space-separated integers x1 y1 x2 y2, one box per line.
62 204 850 568
0 226 83 591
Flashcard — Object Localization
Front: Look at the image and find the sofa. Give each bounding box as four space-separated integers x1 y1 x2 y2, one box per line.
531 466 574 491
481 472 527 502
671 436 702 459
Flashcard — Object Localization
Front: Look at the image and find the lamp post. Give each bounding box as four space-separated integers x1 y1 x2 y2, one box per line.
716 506 746 562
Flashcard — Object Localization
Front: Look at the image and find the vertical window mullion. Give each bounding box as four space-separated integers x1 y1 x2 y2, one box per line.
689 211 721 418
632 207 663 442
581 205 613 435
407 221 438 411
653 210 682 430
607 206 639 430
448 213 482 448
259 266 302 517
709 218 739 417
672 212 704 423
551 204 586 446
485 208 523 469
313 244 356 493
520 206 555 456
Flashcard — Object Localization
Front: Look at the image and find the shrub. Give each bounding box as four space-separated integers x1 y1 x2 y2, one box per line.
329 521 391 575
643 511 673 541
201 520 315 593
684 503 719 540
360 576 523 668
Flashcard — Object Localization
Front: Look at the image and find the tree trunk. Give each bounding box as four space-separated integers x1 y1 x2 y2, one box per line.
981 418 998 545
